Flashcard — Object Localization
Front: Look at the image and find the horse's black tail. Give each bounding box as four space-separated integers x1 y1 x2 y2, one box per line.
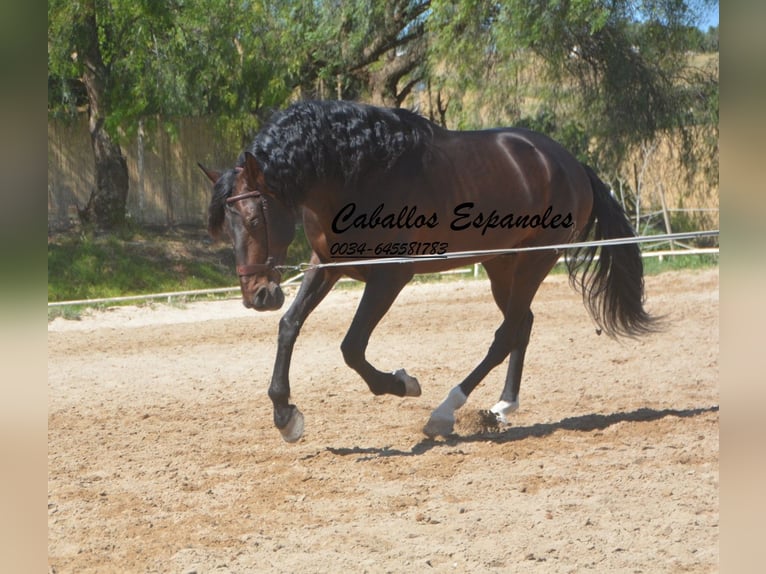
566 165 658 338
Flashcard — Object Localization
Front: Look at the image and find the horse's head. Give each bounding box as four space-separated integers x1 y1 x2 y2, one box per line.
200 152 296 311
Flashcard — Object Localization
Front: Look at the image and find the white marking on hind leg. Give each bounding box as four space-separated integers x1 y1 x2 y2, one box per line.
423 386 467 437
490 400 519 424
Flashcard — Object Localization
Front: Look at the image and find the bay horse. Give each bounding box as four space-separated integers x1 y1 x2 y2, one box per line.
199 100 655 443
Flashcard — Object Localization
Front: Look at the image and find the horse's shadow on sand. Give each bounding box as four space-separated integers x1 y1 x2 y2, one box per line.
324 405 719 460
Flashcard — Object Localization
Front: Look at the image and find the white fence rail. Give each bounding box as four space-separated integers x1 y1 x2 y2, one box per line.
48 244 719 309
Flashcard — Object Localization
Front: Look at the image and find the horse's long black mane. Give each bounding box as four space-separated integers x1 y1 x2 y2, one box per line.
209 101 436 234
247 100 437 205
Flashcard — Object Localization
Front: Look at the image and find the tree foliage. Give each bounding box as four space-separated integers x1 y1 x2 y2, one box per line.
48 0 298 146
282 1 430 106
428 1 718 171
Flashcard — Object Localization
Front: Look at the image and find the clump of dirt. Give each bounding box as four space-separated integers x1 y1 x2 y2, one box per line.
456 409 503 435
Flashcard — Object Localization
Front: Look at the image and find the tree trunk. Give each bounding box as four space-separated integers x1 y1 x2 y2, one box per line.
369 68 398 107
79 9 129 229
346 1 428 108
367 42 424 108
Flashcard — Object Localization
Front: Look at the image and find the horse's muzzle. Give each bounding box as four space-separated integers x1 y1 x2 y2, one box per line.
245 282 285 311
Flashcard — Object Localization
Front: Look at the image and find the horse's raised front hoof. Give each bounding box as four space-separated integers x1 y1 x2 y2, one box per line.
490 400 519 424
279 407 305 443
394 368 421 397
422 411 455 438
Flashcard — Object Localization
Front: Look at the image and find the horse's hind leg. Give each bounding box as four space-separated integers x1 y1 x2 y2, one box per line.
485 252 559 424
340 266 421 397
423 256 516 437
423 319 514 437
490 308 533 422
423 253 556 437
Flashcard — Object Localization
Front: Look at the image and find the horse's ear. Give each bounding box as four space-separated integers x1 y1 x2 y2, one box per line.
243 152 269 194
198 163 221 184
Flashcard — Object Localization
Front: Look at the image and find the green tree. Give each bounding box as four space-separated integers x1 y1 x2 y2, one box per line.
48 0 294 228
172 1 296 142
286 0 430 107
344 0 430 107
427 0 718 177
49 0 129 229
49 1 189 228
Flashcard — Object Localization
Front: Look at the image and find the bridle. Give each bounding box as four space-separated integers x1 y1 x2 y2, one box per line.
225 189 279 280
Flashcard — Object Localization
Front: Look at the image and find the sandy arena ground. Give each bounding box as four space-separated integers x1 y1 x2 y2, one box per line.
48 268 719 573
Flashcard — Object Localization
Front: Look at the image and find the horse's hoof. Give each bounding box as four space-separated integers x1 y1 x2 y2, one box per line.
279 407 305 443
422 412 454 438
490 400 519 424
394 368 421 397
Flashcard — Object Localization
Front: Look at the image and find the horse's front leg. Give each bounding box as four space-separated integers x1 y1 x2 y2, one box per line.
340 266 421 397
269 265 340 442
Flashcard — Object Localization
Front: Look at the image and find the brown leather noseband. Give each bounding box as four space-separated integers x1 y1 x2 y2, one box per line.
225 190 278 279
